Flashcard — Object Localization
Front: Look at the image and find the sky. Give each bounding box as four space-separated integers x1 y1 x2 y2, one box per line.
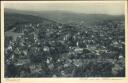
3 1 125 15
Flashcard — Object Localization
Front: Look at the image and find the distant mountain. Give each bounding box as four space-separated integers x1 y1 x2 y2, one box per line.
34 11 125 26
4 8 125 26
4 11 56 31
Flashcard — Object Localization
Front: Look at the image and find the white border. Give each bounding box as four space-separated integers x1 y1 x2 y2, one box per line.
1 1 128 83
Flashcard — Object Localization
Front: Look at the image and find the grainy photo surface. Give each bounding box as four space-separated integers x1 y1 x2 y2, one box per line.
4 1 125 77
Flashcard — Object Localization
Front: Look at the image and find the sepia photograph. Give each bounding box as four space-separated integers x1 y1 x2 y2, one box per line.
1 1 126 78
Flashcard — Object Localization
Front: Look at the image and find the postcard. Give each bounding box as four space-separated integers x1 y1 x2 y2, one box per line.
1 1 128 83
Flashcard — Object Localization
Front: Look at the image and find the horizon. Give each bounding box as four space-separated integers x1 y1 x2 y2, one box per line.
5 8 125 16
4 1 125 15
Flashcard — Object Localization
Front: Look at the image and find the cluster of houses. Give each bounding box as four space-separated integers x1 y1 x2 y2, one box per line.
5 20 125 77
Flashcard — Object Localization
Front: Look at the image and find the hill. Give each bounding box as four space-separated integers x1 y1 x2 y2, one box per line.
32 11 124 26
4 9 125 26
4 11 56 31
